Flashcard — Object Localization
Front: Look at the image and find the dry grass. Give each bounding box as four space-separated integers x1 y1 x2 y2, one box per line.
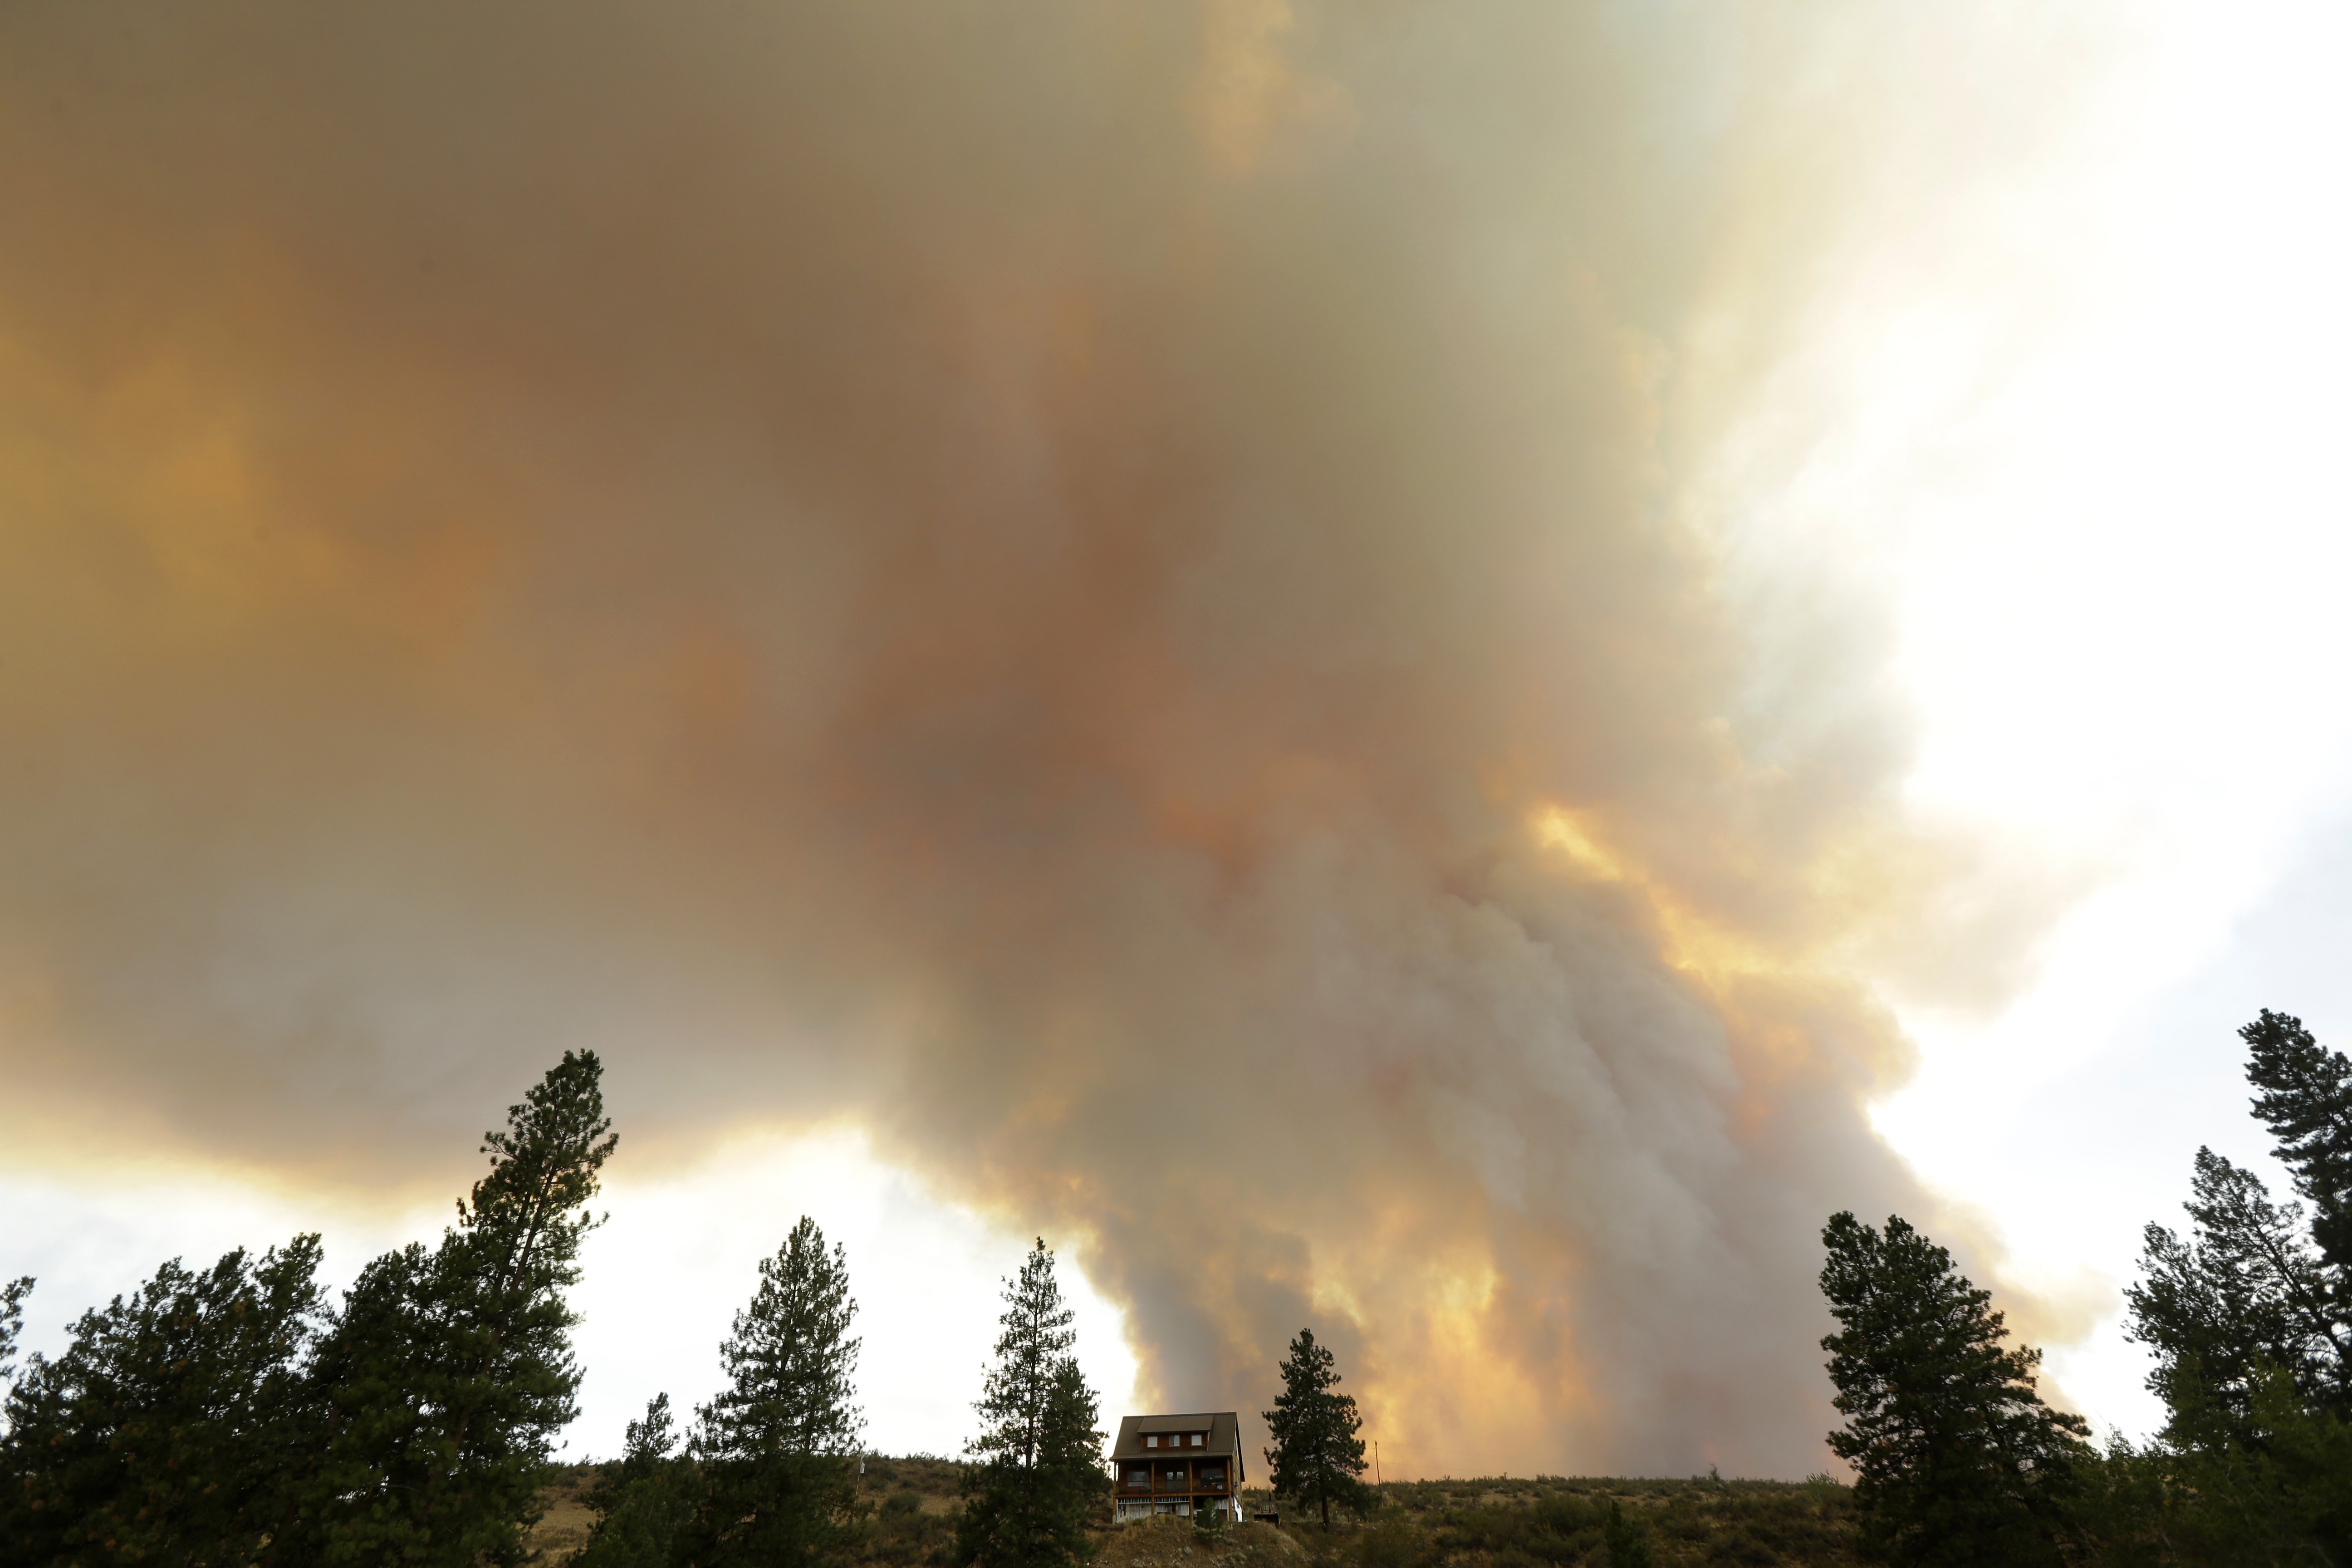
527 1462 604 1562
529 1452 978 1564
1279 1475 1861 1568
530 1460 1862 1567
1096 1516 1308 1568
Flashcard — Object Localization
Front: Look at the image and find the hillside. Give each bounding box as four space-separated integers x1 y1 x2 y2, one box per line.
529 1461 1860 1567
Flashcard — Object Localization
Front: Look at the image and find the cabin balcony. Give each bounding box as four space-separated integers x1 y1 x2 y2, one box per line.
1114 1472 1230 1496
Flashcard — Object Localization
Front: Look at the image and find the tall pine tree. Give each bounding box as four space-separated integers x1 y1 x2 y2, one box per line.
956 1240 1104 1568
2125 1146 2336 1448
681 1215 866 1568
2121 1009 2352 1560
281 1049 618 1565
1820 1211 2088 1567
1262 1328 1366 1529
2242 1008 2352 1408
2246 1010 2352 1275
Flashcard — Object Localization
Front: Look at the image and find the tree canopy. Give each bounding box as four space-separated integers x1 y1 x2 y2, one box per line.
1263 1327 1367 1529
0 1050 616 1568
955 1240 1103 1568
1819 1211 2087 1566
682 1215 867 1568
2118 1009 2352 1560
303 1048 617 1565
0 1238 328 1566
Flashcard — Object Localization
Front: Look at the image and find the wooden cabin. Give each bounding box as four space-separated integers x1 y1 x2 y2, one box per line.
1110 1411 1245 1523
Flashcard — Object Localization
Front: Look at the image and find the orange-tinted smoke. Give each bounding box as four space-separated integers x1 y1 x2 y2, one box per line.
0 0 2090 1474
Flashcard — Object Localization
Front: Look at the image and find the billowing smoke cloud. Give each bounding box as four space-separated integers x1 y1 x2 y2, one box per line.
0 0 2097 1475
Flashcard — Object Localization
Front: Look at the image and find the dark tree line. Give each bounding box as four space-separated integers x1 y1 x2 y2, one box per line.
60 1013 2352 1568
0 1061 1114 1568
0 1049 616 1566
1824 1008 2352 1566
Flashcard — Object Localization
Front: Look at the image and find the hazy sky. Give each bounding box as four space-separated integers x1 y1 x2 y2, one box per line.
3 0 2349 1478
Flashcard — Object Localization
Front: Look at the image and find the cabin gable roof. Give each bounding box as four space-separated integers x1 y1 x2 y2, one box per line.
1110 1411 1245 1481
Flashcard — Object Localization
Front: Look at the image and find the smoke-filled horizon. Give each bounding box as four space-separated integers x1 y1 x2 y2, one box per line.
0 1 2124 1476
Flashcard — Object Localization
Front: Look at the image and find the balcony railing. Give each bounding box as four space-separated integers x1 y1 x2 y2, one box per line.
1115 1476 1232 1495
1116 1470 1230 1495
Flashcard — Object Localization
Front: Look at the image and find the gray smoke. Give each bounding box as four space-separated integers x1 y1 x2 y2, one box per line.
0 0 2098 1474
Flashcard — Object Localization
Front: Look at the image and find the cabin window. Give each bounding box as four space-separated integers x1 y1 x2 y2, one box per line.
1190 1434 1203 1447
1145 1435 1158 1448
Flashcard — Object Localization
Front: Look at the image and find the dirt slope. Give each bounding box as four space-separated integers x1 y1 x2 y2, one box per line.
1094 1517 1308 1568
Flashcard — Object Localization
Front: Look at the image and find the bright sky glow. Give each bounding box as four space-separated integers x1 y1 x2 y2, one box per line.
1822 2 2352 1438
565 1129 1139 1460
2 1132 1139 1461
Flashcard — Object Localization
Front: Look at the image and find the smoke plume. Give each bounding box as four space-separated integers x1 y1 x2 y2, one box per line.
0 0 2097 1474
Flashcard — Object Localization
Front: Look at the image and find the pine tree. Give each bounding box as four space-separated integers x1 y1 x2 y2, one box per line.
2125 1146 2336 1448
956 1240 1104 1568
0 1054 616 1568
0 1276 28 1393
1262 1328 1367 1529
2117 1010 2352 1560
2243 1009 2352 1407
681 1216 866 1568
577 1393 698 1568
593 1391 684 1509
1819 1212 2088 1566
0 1238 328 1568
699 1218 865 1460
283 1049 618 1566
